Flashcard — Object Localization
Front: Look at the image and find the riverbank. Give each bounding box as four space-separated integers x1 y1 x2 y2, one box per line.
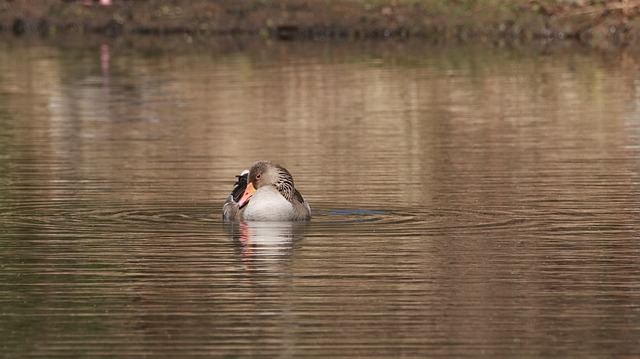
1 0 639 47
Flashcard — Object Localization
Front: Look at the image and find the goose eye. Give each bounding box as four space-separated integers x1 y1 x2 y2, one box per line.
256 174 261 179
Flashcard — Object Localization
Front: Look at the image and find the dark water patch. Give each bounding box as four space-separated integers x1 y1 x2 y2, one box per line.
318 208 407 224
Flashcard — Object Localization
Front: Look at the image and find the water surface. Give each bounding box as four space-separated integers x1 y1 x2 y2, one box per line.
1 38 639 357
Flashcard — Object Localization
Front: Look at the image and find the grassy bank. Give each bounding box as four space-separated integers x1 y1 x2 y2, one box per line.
0 0 639 47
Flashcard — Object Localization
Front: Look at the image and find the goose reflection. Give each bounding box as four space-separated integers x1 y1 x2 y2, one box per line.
225 221 308 272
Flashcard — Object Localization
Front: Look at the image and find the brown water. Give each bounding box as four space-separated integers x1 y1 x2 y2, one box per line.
1 37 639 357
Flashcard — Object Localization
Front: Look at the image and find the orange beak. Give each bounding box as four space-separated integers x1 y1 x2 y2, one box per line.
237 182 256 209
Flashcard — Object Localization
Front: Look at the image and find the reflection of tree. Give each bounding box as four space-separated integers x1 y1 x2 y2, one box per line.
2 41 637 208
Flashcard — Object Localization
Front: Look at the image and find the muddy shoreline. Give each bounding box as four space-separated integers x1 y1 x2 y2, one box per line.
1 1 640 47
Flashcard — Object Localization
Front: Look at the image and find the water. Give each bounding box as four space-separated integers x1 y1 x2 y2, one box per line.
1 37 639 357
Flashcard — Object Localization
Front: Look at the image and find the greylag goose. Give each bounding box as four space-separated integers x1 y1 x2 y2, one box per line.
223 160 311 221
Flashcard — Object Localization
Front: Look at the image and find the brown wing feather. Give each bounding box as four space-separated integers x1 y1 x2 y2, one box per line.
292 189 305 204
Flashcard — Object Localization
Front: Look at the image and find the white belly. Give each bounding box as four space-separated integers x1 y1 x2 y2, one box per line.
243 187 298 221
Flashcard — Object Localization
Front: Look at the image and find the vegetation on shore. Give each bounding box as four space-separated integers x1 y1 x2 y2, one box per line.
1 0 639 46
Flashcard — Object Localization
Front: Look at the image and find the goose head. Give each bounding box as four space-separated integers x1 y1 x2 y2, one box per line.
237 160 296 208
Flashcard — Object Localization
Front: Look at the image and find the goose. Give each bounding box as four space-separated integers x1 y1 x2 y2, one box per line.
223 160 311 221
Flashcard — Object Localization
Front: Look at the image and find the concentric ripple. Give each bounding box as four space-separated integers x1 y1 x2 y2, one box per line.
311 205 532 234
1 200 535 237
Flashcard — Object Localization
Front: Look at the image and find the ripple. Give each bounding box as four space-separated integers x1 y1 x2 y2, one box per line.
312 205 533 234
1 201 215 235
319 208 406 224
2 199 537 238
